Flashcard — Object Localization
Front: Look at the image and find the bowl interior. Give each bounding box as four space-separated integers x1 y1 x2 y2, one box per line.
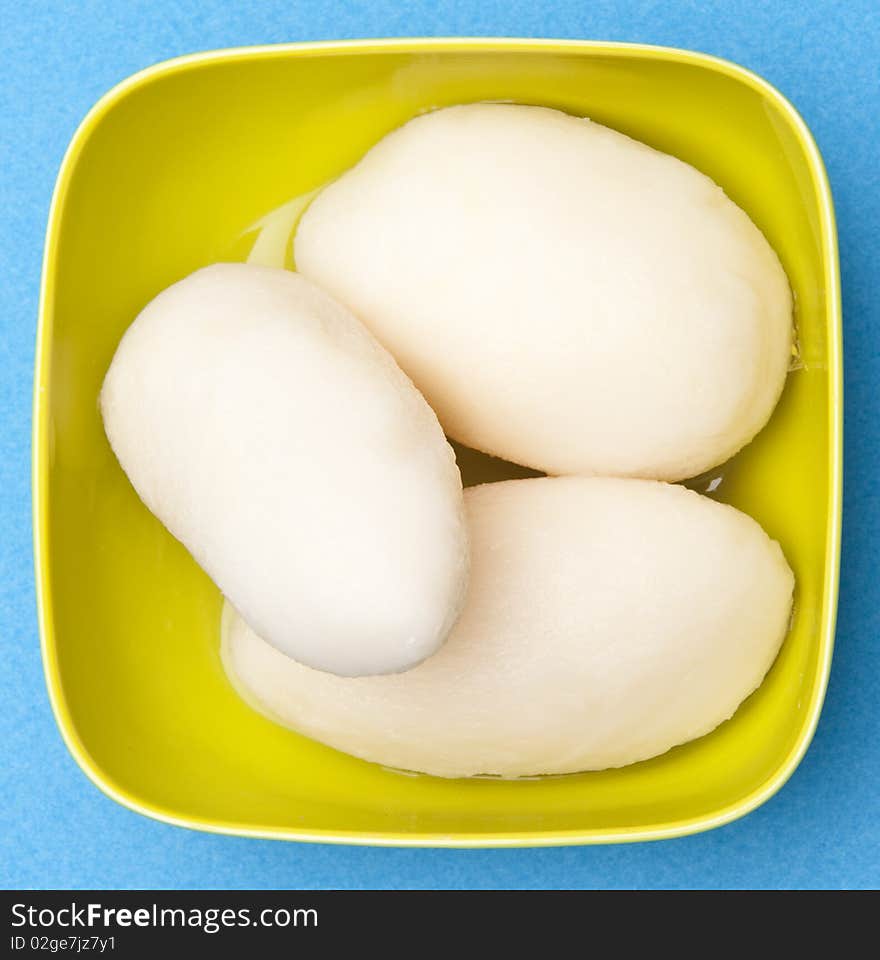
38 42 837 843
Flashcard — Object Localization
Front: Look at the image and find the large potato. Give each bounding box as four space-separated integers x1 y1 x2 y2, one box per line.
101 264 468 676
223 477 794 777
295 104 792 481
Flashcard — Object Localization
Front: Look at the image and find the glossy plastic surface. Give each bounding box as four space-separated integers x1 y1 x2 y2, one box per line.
34 39 841 846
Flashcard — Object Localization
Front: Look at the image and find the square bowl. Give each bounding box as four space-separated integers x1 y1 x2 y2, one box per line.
34 38 841 846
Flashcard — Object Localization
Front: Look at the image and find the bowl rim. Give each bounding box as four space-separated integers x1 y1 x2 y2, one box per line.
33 36 842 848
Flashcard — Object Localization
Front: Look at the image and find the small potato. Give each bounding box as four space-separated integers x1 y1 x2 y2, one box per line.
223 477 794 777
295 104 793 481
101 264 468 677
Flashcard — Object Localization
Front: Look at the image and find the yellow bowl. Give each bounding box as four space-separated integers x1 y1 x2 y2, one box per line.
34 38 841 846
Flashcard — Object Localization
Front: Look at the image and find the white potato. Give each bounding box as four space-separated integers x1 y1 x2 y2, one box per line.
295 104 793 481
223 477 794 777
101 263 468 676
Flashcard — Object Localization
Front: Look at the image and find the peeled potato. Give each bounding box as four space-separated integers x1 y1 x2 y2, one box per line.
101 263 468 676
295 104 793 481
223 477 794 777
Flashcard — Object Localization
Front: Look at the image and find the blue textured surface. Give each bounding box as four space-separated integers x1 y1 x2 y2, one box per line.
2 1 878 890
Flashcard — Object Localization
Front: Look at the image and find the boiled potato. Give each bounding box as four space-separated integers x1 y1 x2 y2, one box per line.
223 477 794 776
101 264 468 676
295 104 793 481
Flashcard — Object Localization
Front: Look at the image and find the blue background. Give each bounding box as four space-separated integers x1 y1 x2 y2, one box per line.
2 1 878 890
